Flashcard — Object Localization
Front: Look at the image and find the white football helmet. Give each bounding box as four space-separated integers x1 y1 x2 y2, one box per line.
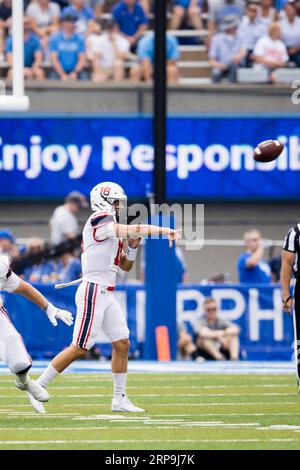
90 182 127 214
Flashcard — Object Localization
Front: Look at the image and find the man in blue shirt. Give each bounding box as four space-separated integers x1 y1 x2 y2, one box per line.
237 229 272 284
62 0 95 35
208 14 246 82
134 31 180 82
49 13 88 80
6 16 44 80
112 0 148 50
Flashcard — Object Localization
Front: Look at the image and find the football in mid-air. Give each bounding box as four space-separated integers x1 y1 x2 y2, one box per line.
254 139 284 162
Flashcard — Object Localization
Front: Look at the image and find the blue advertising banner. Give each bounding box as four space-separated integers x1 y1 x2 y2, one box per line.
2 283 295 361
0 115 300 200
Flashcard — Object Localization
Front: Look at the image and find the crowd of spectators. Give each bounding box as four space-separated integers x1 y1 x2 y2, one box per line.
0 0 298 84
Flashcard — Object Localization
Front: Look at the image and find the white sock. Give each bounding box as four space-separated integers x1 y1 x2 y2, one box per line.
38 364 59 388
112 372 127 399
15 372 30 386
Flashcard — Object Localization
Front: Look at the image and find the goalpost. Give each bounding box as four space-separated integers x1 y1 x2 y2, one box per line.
0 0 29 111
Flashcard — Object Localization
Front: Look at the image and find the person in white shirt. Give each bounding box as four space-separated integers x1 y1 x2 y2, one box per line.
238 2 267 65
26 0 60 49
89 19 130 81
253 22 288 82
37 181 181 413
280 1 300 66
0 254 73 413
257 0 278 27
50 191 88 245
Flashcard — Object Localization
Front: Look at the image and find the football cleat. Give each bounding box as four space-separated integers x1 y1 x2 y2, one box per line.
16 379 49 402
26 392 46 414
111 395 145 413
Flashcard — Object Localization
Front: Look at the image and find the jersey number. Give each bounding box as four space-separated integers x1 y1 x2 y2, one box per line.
114 240 123 266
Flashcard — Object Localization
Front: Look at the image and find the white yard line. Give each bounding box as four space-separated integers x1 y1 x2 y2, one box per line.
0 423 261 431
1 401 300 408
0 438 297 445
0 392 290 398
0 384 293 389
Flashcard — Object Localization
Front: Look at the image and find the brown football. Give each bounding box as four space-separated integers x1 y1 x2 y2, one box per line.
254 139 284 163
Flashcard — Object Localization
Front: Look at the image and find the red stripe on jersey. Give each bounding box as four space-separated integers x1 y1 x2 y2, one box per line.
91 211 110 219
83 284 98 349
76 282 90 347
92 228 107 243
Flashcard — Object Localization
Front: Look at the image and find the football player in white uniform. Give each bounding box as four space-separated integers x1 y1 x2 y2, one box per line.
0 254 73 413
37 182 181 412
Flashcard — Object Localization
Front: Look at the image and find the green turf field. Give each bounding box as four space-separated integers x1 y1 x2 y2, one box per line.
0 373 300 450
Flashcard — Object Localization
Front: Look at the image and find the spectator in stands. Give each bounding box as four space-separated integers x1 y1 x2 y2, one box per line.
112 0 148 51
0 0 12 62
257 0 278 27
208 0 245 36
238 2 267 66
208 14 246 82
252 22 288 82
22 237 56 284
0 228 19 258
170 0 203 32
49 190 87 245
26 0 61 50
86 16 101 60
237 229 272 283
280 1 300 67
134 30 180 82
62 0 95 35
57 252 82 283
6 16 45 80
89 19 131 81
49 12 88 80
195 297 240 360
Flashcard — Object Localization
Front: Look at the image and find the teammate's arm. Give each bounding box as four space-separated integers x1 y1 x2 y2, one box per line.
280 250 295 313
13 280 73 326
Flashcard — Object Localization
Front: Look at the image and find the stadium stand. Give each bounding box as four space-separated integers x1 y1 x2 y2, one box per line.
0 0 298 85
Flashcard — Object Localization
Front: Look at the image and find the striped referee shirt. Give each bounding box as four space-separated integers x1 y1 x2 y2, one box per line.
283 224 300 276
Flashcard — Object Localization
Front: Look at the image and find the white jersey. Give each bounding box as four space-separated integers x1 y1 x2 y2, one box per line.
0 255 21 306
81 211 123 287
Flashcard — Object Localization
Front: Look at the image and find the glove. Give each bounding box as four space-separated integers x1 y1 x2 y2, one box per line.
46 303 74 327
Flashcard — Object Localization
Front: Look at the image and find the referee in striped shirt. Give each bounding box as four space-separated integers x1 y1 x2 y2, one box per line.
281 223 300 386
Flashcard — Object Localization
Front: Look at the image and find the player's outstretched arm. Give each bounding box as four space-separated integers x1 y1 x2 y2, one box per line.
115 224 181 247
13 280 74 327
